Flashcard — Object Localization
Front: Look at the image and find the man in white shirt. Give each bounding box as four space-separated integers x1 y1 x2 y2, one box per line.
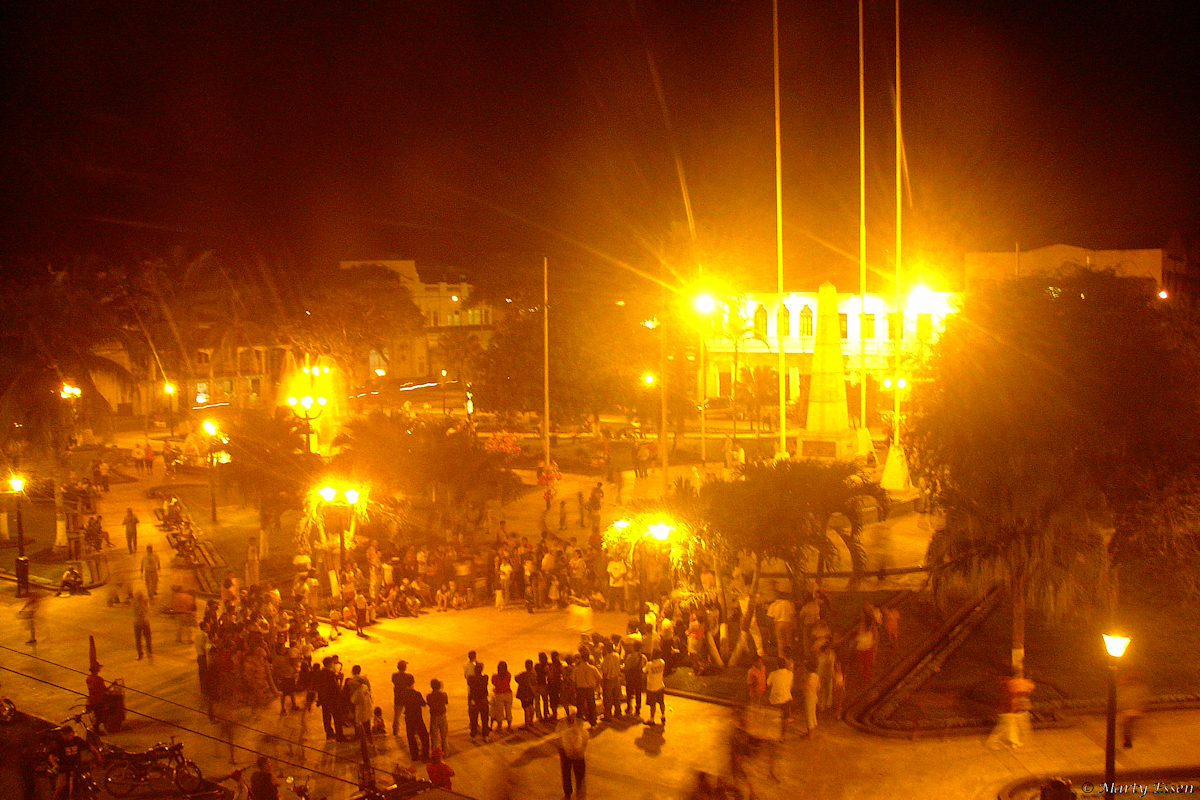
556 708 588 797
766 657 794 734
606 558 627 613
768 597 797 657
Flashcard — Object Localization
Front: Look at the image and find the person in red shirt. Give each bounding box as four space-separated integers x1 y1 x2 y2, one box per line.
425 748 454 790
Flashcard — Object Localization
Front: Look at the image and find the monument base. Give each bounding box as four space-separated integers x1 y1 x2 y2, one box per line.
797 429 859 460
880 443 915 497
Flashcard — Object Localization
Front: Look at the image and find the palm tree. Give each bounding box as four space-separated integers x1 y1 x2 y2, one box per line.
702 458 888 586
0 268 132 547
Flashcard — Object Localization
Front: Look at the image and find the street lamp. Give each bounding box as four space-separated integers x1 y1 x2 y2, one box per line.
286 394 328 453
8 476 28 597
202 419 227 524
316 484 366 575
693 293 717 464
1103 633 1130 800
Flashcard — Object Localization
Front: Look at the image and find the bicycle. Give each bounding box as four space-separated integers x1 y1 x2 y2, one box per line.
104 737 204 796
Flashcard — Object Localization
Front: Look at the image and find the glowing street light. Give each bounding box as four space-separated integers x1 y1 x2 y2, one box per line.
315 483 366 572
287 395 328 452
1103 633 1131 799
374 368 386 377
163 383 176 395
201 420 223 523
7 474 28 596
694 293 717 315
1158 289 1169 300
647 522 673 541
642 372 656 387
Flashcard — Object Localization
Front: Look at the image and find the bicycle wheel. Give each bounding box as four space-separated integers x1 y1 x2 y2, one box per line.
173 760 205 794
104 762 138 798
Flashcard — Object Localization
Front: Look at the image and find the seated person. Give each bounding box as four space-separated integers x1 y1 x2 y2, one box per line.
435 583 451 612
404 592 421 617
451 588 467 610
60 566 85 595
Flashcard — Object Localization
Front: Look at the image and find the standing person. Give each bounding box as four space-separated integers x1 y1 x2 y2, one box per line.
463 651 478 692
249 755 279 800
467 662 491 742
48 723 91 800
815 642 836 711
516 660 537 730
131 443 145 476
853 608 879 684
140 544 161 599
622 644 646 718
643 649 666 726
534 652 551 722
801 659 821 738
391 661 412 736
132 590 153 660
606 557 627 614
573 654 601 726
985 668 1035 750
426 679 449 754
765 657 794 734
556 707 589 798
747 656 768 704
195 622 211 698
98 460 111 492
399 680 430 761
245 538 260 587
767 594 796 657
1118 671 1150 749
316 657 342 741
547 651 564 721
172 586 197 643
558 500 568 532
492 661 514 733
599 643 622 721
123 509 139 555
143 443 155 476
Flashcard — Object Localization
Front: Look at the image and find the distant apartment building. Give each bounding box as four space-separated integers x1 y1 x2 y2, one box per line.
964 241 1190 296
338 260 496 380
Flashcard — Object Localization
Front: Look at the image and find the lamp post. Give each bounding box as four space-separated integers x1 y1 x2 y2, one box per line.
318 485 364 575
9 476 28 597
286 394 328 453
202 419 224 524
163 382 177 436
694 293 716 465
1103 633 1130 800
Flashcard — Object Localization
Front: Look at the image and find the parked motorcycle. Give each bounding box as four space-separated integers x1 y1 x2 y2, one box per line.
104 737 204 796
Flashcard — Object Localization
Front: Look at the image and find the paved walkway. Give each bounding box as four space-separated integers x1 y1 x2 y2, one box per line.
4 442 1199 799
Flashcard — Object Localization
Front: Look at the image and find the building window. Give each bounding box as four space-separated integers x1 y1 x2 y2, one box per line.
916 312 932 341
196 350 211 365
777 306 790 337
839 313 848 339
483 308 492 325
799 306 813 336
889 313 904 340
753 305 768 336
861 313 876 340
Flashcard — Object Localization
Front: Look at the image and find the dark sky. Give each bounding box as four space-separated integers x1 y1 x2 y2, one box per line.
2 0 1198 292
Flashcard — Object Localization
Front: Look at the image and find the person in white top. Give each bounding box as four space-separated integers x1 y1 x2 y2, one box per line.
643 650 667 726
766 656 794 729
556 708 589 797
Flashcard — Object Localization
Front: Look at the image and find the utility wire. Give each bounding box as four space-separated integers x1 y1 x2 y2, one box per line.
0 652 377 788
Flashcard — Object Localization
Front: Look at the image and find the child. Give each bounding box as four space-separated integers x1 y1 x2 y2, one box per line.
436 584 450 612
328 606 342 640
371 706 387 736
425 748 454 791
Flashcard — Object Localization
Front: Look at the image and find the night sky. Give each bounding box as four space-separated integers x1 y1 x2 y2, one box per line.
2 0 1198 291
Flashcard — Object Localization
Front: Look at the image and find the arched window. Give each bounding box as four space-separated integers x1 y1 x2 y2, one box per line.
753 305 768 336
777 305 790 337
799 306 813 336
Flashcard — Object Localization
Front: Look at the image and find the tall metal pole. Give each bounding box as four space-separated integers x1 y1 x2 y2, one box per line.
773 0 787 457
542 256 551 470
1105 659 1118 799
699 266 707 466
893 0 902 448
859 0 868 436
660 262 670 494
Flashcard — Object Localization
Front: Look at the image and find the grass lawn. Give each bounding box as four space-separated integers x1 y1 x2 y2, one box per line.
885 567 1200 726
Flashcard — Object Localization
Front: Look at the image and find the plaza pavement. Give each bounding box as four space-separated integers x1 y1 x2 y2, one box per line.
3 449 1200 798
